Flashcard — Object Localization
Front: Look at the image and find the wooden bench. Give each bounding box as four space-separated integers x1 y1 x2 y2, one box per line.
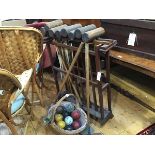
108 50 155 112
100 19 155 112
110 50 155 78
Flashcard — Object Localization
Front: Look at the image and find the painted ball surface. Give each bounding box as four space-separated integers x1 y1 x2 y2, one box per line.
56 106 64 114
65 116 73 125
71 110 81 120
72 121 81 130
62 101 75 113
65 125 73 131
55 114 63 122
63 111 70 118
57 121 66 129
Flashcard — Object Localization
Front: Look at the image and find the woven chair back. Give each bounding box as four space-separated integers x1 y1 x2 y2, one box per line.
0 27 43 75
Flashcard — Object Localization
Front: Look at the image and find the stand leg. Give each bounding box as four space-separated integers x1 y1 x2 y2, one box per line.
53 69 60 93
107 85 112 111
105 51 112 111
95 46 104 120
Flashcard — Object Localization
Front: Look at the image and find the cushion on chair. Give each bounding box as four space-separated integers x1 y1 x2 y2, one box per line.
11 93 25 114
16 68 33 90
11 67 40 114
11 68 35 115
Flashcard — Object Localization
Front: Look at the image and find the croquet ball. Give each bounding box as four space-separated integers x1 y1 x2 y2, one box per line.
72 121 81 130
63 111 70 118
55 114 63 122
65 125 73 131
62 101 75 113
57 120 66 129
56 106 64 114
65 116 73 125
66 96 76 104
71 110 81 120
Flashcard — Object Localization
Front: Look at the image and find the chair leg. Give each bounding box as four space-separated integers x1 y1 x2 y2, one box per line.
32 71 44 106
0 111 18 135
22 91 31 106
33 72 44 106
34 83 44 106
31 77 34 105
25 103 31 115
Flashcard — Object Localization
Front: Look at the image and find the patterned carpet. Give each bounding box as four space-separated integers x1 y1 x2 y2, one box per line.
137 123 155 135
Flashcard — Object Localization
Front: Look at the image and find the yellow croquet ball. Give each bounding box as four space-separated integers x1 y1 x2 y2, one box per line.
55 114 63 122
57 120 66 129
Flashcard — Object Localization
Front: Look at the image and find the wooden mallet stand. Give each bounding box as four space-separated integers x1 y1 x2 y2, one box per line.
42 24 117 125
51 39 117 125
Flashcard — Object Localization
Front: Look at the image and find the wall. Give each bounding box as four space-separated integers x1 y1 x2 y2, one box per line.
63 19 101 27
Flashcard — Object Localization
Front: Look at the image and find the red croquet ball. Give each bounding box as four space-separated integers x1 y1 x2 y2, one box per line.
71 110 81 120
72 121 81 130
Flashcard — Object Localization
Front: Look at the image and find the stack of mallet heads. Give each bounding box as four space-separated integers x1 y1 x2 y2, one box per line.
40 19 63 37
39 19 105 43
74 24 96 39
60 24 82 38
82 27 105 42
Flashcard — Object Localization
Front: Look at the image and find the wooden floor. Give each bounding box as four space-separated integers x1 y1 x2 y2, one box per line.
92 88 155 135
1 73 155 135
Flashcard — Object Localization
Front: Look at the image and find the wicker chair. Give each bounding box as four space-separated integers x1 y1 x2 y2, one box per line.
0 27 43 105
0 69 27 134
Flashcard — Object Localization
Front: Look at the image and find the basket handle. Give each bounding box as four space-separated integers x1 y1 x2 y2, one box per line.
55 93 80 108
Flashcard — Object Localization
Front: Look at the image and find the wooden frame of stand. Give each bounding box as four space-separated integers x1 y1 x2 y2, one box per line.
50 39 117 125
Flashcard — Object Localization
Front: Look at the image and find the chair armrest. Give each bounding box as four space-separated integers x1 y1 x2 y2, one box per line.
0 69 22 89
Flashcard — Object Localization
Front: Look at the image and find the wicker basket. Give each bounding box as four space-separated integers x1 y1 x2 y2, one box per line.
49 94 87 135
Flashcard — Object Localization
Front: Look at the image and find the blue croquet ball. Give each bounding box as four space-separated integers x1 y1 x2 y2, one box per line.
65 116 73 125
63 111 70 118
56 106 64 114
62 101 75 113
65 125 73 131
